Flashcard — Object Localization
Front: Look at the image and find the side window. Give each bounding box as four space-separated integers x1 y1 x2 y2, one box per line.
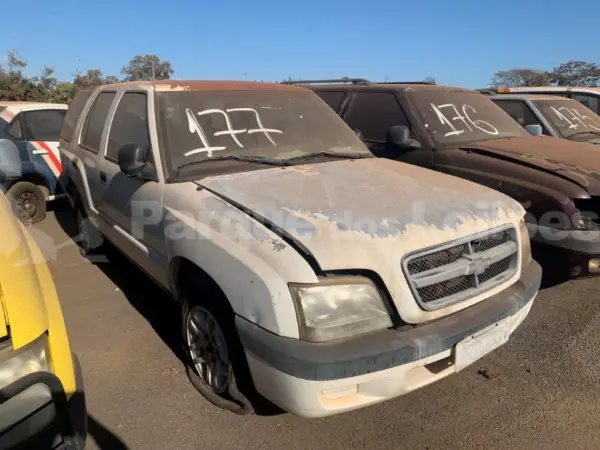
495 100 542 127
344 92 411 142
22 109 66 141
61 88 94 142
6 116 23 140
573 94 600 115
316 91 346 113
106 92 150 163
80 92 116 153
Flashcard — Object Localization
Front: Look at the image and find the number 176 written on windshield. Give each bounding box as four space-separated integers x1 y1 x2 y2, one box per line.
430 103 500 137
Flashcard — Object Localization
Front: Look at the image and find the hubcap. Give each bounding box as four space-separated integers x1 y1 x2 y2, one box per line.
186 306 231 394
16 192 38 220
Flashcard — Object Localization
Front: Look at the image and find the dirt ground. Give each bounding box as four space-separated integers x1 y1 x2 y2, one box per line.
31 205 600 450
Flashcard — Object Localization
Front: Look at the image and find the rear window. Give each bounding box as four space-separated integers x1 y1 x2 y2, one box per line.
23 109 66 141
61 88 93 142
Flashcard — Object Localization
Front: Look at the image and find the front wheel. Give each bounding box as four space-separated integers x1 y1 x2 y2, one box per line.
180 279 255 415
7 181 47 225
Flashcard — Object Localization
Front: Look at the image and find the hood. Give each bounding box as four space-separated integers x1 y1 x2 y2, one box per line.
584 137 600 146
197 158 524 304
0 193 48 347
462 135 600 195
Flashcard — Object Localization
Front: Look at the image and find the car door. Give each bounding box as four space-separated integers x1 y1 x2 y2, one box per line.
21 108 67 195
341 91 434 168
96 90 168 286
77 90 117 212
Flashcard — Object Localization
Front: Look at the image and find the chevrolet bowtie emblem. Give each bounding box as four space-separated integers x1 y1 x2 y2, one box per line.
463 253 491 275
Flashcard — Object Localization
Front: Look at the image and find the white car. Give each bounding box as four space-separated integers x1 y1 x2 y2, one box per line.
59 80 541 418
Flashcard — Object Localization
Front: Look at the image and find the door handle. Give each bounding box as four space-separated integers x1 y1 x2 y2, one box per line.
100 172 107 184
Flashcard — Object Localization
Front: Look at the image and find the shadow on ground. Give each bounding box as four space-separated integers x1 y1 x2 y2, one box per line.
88 414 130 450
53 202 187 365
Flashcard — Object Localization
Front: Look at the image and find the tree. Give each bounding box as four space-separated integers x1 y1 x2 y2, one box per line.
35 66 58 91
103 75 120 84
6 51 26 75
550 60 600 86
489 68 551 87
74 69 105 88
121 54 174 81
424 76 436 84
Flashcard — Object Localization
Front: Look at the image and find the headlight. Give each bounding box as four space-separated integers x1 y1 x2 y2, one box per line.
290 279 393 342
519 219 532 268
0 334 50 390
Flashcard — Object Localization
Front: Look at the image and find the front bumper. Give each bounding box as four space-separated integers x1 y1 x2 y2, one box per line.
528 223 600 278
0 353 87 450
237 261 541 418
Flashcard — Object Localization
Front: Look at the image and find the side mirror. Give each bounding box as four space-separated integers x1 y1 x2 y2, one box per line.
387 125 422 150
118 143 150 178
525 124 543 137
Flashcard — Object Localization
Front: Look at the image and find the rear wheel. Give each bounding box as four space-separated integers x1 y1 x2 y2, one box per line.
7 181 47 225
75 206 104 257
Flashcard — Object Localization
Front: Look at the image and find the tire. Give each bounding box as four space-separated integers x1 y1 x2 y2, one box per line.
180 277 255 415
6 181 47 225
75 206 104 258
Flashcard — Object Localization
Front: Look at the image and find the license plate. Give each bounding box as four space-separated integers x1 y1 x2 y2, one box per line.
454 320 510 372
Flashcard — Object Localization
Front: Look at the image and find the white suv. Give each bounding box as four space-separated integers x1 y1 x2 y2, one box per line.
59 80 541 418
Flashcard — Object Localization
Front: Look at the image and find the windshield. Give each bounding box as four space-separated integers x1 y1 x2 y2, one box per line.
409 91 529 146
534 99 600 139
157 90 370 176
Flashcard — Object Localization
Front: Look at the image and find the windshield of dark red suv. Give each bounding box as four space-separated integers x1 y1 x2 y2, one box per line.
409 91 529 146
157 90 371 175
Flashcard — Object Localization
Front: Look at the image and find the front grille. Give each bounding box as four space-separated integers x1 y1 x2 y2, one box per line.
403 226 519 311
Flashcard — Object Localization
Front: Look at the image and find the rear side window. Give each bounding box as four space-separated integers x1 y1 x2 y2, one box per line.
494 100 540 127
316 91 346 112
344 92 411 142
23 109 66 141
573 94 600 115
6 116 23 139
61 88 94 142
80 92 116 153
106 92 150 162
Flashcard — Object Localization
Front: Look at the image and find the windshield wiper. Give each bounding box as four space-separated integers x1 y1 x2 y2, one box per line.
283 151 372 162
175 154 290 175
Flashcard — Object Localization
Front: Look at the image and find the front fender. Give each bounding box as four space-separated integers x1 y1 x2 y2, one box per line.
163 185 319 338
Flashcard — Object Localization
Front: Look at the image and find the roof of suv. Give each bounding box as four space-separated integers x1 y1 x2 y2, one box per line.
99 80 309 93
281 79 474 94
489 94 571 101
0 101 67 109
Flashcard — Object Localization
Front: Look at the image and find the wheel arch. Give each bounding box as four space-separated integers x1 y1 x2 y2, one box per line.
170 256 232 312
8 173 51 199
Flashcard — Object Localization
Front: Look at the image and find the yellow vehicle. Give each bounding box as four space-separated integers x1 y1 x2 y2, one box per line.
0 139 86 449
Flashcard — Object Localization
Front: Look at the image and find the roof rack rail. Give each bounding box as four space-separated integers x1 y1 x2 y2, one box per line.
281 78 371 85
476 88 498 94
375 81 434 85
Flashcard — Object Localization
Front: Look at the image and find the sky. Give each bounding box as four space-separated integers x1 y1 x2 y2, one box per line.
1 0 599 89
